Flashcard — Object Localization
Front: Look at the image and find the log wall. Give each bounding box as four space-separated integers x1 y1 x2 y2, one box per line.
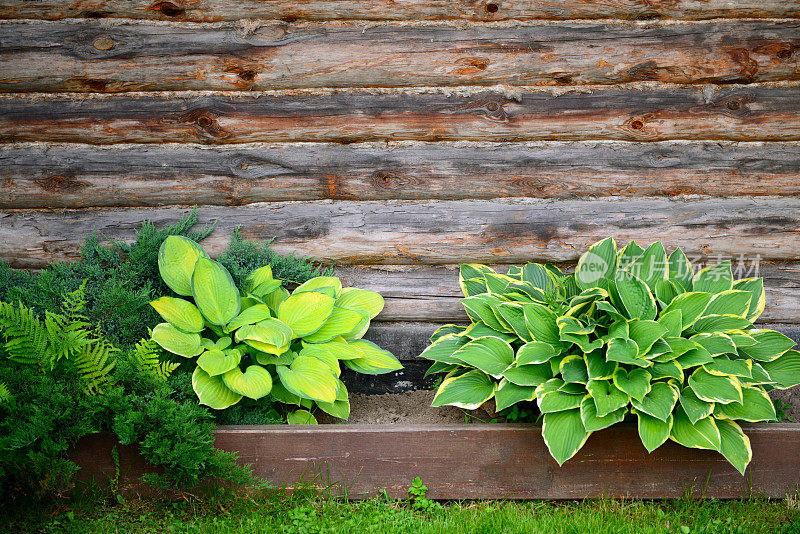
0 2 798 393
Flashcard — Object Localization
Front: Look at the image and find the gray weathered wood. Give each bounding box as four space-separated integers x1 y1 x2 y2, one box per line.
3 85 799 144
2 0 799 22
3 141 800 208
1 21 799 92
2 198 800 268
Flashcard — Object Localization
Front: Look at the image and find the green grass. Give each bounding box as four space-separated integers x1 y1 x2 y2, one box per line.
3 489 799 534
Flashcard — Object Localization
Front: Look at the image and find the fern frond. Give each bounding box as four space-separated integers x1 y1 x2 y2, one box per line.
0 382 10 404
73 339 118 395
132 338 178 381
0 301 50 365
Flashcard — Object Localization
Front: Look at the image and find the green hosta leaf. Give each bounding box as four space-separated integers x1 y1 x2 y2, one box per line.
716 419 752 475
703 357 752 379
430 324 467 343
516 341 558 365
197 348 241 376
224 304 271 333
704 290 752 318
152 322 202 358
606 338 649 367
557 316 595 336
484 272 515 293
277 291 335 337
574 236 617 290
559 332 603 353
713 385 776 422
649 361 682 381
277 355 340 403
425 362 461 377
460 264 495 296
158 235 208 296
522 263 557 292
746 362 775 386
542 409 591 466
667 248 693 290
463 322 518 343
678 386 714 424
630 381 679 422
596 301 627 323
222 365 273 400
732 278 766 322
586 349 618 381
580 396 626 432
586 379 629 417
670 405 721 451
461 278 488 298
494 380 536 411
635 410 673 453
335 287 384 319
626 241 667 290
688 368 743 405
614 270 657 320
692 261 733 295
612 367 651 402
628 319 668 355
661 292 713 330
462 294 510 332
235 318 293 355
618 241 645 270
560 355 589 384
150 296 204 333
692 315 752 334
675 346 714 369
657 310 683 338
316 381 350 420
502 362 552 387
760 350 800 389
691 333 737 356
431 369 496 409
496 303 533 342
538 389 584 414
294 276 342 295
730 331 757 348
607 320 629 340
420 334 468 365
303 306 369 343
739 329 796 362
451 337 514 379
523 303 561 345
287 410 318 425
192 367 242 410
654 279 680 308
191 258 241 326
343 340 403 375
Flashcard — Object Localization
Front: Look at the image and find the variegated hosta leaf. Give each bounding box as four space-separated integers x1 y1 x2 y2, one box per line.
461 294 510 333
703 357 752 379
222 364 273 400
560 356 589 384
618 240 645 270
732 277 766 322
739 330 797 362
760 350 800 389
574 236 617 291
150 296 204 333
277 291 336 337
157 235 208 296
302 336 363 361
713 385 776 422
463 322 517 342
496 303 534 342
635 410 673 453
287 409 318 425
494 380 536 411
450 336 514 379
660 292 713 330
538 388 584 413
342 340 403 375
224 304 272 333
430 324 468 343
606 338 649 367
628 319 668 355
669 406 721 451
586 379 629 417
691 333 737 357
692 315 752 334
502 362 552 387
678 386 714 424
614 270 657 321
235 318 293 355
626 241 667 291
516 341 557 365
303 306 369 343
580 396 625 432
431 369 496 410
197 348 241 376
612 367 651 402
316 380 350 420
192 367 242 410
657 309 683 338
420 334 468 365
586 350 618 381
542 409 591 466
630 381 679 422
152 322 203 358
716 418 752 475
523 303 562 345
692 261 733 295
276 355 340 403
688 368 743 405
704 290 752 318
335 287 385 319
191 257 241 326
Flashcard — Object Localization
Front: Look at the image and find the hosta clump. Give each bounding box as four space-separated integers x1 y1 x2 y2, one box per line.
420 237 800 473
150 236 402 423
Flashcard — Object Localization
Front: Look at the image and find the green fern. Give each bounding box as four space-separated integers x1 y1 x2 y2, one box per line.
0 382 10 404
73 340 118 394
0 301 49 365
132 338 179 381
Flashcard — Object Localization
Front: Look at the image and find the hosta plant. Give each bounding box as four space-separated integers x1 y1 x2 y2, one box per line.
150 236 402 423
420 237 800 473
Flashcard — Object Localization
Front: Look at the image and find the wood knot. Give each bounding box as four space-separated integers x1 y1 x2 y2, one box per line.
485 3 499 13
776 46 793 60
726 100 740 111
93 37 115 51
150 1 185 17
238 69 257 82
371 171 409 190
630 120 644 130
196 115 213 128
487 102 500 112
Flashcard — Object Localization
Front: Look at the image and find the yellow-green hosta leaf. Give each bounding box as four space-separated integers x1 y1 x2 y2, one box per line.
630 381 679 422
192 367 242 410
158 235 208 296
191 258 241 326
300 345 341 378
343 340 403 375
669 405 721 451
542 409 591 466
431 369 496 410
277 291 335 337
152 322 202 358
580 395 626 432
739 329 797 362
713 385 776 422
494 380 536 411
336 287 385 319
760 350 800 389
692 261 733 295
502 362 552 387
678 386 714 424
303 306 369 343
704 290 752 318
451 336 514 379
635 410 673 453
245 264 273 290
276 355 339 403
732 278 766 322
586 379 629 418
305 336 372 361
270 381 302 405
614 270 656 320
294 276 342 296
574 236 617 291
224 304 272 333
585 349 618 381
255 349 295 366
235 318 293 355
221 365 272 400
197 348 242 376
316 381 350 420
263 286 290 315
287 409 318 425
716 418 752 475
688 368 743 405
150 296 204 333
661 292 713 330
612 367 651 402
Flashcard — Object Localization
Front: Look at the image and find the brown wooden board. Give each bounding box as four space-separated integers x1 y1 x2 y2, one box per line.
3 141 800 208
72 424 800 499
3 85 799 144
2 198 800 268
2 0 800 22
1 21 799 92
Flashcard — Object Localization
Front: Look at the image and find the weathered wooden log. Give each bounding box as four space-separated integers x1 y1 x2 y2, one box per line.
1 21 799 92
3 85 799 144
2 0 799 22
2 198 800 268
3 141 800 208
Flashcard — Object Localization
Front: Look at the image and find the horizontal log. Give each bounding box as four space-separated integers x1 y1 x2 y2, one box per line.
4 85 800 144
3 141 800 208
72 424 800 499
341 263 800 324
3 198 800 268
2 0 800 22
1 21 799 92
